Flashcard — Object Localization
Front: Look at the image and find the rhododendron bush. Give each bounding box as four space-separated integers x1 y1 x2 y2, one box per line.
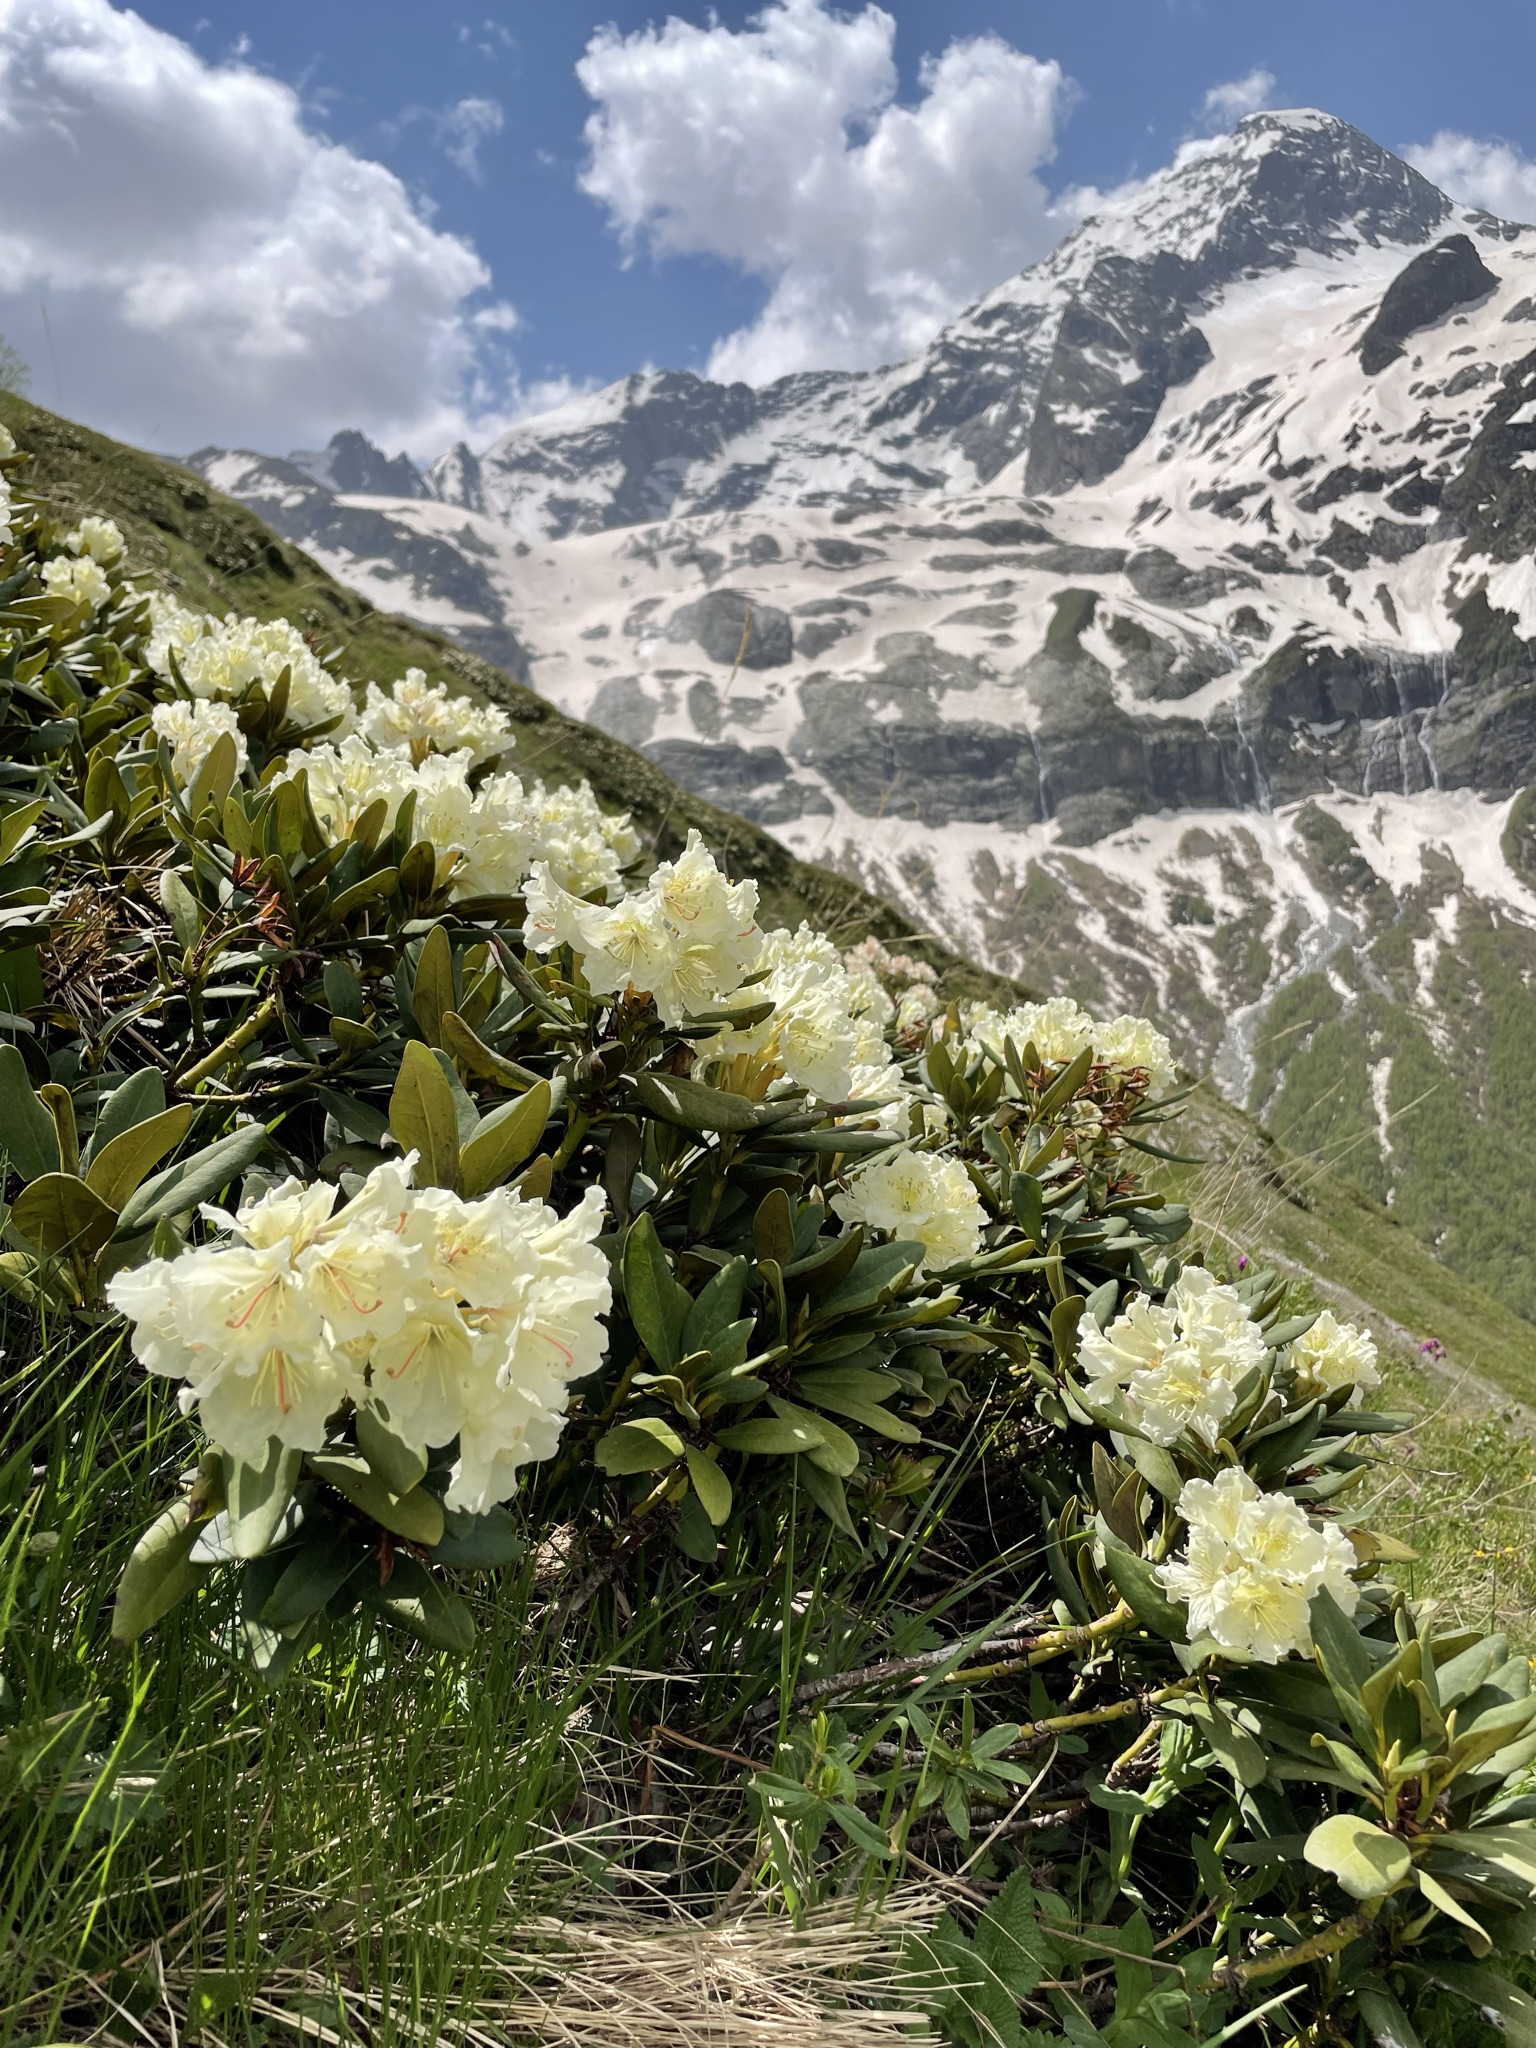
6 429 1536 2046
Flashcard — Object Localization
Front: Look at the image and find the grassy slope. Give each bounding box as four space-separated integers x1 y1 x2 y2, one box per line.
1165 1087 1536 1640
13 390 1536 1635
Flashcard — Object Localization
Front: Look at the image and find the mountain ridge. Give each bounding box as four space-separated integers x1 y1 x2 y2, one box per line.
184 106 1536 1323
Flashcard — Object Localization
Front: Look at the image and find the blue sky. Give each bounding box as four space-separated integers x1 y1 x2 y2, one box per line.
8 1 1536 456
142 0 1536 395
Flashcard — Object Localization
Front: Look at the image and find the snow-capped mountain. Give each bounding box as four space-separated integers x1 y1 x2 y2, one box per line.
189 110 1536 1313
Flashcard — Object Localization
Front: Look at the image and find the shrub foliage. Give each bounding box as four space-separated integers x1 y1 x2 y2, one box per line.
4 430 1536 2046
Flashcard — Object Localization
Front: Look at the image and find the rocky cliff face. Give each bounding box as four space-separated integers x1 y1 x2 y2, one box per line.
187 111 1536 1314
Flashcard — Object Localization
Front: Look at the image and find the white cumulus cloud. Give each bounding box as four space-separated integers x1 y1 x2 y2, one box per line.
0 0 522 456
1200 68 1275 131
576 0 1074 387
1404 131 1536 225
435 95 505 181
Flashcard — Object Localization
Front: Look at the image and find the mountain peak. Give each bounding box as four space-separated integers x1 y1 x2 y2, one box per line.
1051 105 1454 283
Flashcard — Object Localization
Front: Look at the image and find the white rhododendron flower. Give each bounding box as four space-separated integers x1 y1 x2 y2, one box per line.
1288 1309 1381 1405
66 515 126 566
43 554 112 612
832 1147 985 1274
107 1162 611 1511
1158 1466 1359 1663
359 668 513 766
286 739 636 908
521 778 640 898
0 476 12 546
152 611 355 735
525 830 761 1025
143 591 212 676
1078 1267 1267 1448
150 698 249 783
702 923 905 1106
0 422 15 456
961 996 1177 1098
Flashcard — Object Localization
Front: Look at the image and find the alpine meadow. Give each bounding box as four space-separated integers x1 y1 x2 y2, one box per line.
10 59 1536 2048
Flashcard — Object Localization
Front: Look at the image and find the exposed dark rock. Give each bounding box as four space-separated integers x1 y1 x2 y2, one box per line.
666 588 794 668
644 739 831 825
1358 234 1499 375
797 617 858 659
1126 547 1242 608
290 429 426 499
587 677 656 747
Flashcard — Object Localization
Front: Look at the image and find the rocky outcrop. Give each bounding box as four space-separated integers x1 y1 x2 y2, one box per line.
1358 234 1500 374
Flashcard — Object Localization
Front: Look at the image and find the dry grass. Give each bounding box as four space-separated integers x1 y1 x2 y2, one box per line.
69 1886 943 2048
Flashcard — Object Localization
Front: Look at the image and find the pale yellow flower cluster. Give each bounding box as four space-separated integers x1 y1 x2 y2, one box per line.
42 553 113 613
1078 1267 1267 1448
1158 1467 1359 1663
144 599 356 734
961 995 1178 1098
107 1159 611 1515
358 667 514 766
524 829 762 1027
150 697 249 782
831 1147 985 1275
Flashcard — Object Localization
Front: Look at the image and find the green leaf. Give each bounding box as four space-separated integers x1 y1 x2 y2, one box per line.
793 1373 921 1443
411 923 455 1047
112 1462 223 1643
1303 1814 1411 1899
84 1104 197 1213
389 1039 461 1189
672 1486 719 1563
1100 1540 1188 1644
681 1256 749 1356
458 1080 551 1198
1035 1043 1093 1116
0 1041 59 1180
1414 1866 1492 1956
631 1071 763 1132
1435 1824 1536 1894
1354 1985 1425 2048
88 1069 167 1160
186 729 240 819
1424 1965 1536 2048
356 1405 429 1496
116 1122 270 1236
430 1506 525 1567
440 1010 539 1090
829 1800 892 1859
322 958 365 1022
222 1439 303 1559
797 1458 855 1536
307 1453 445 1546
1008 1170 1043 1244
715 1416 824 1455
11 1171 117 1257
262 1531 369 1631
686 1447 732 1526
753 1187 795 1267
623 1210 685 1371
773 1395 858 1476
595 1416 686 1475
812 1241 923 1320
362 1553 475 1654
